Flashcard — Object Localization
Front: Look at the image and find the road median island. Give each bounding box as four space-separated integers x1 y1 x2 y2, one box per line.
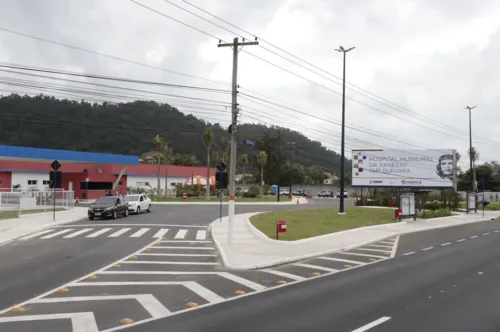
0 208 65 220
250 207 396 241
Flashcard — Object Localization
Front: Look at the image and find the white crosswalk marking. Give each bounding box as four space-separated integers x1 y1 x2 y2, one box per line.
196 230 207 240
174 229 188 239
108 228 131 237
41 229 74 239
19 229 54 240
86 228 112 238
130 228 150 238
64 228 94 238
153 229 169 238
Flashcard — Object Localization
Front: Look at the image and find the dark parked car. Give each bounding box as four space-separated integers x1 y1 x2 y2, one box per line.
88 196 129 220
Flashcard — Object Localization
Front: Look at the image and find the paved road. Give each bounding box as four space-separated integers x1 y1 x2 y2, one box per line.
19 216 495 332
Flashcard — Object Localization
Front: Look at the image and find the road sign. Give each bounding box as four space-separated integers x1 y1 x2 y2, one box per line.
51 160 61 171
216 161 227 172
216 171 228 189
244 140 256 146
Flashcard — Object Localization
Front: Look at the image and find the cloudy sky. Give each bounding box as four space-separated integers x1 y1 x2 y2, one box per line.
1 0 499 171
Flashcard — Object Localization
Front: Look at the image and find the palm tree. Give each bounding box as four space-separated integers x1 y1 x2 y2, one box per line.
238 154 249 184
256 151 267 198
202 128 214 200
163 143 174 197
152 134 165 196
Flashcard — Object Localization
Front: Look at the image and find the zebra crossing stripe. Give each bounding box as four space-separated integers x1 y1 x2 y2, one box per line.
108 228 131 237
196 230 207 240
86 228 112 238
153 229 169 238
130 228 150 238
41 229 74 239
64 228 94 239
174 229 188 239
19 229 54 240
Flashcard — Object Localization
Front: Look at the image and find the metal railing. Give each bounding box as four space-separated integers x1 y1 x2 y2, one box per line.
0 190 75 216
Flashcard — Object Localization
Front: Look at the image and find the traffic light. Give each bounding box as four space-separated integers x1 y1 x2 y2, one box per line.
216 171 228 189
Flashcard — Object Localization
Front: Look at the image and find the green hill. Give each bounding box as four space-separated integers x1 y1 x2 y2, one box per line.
0 94 350 184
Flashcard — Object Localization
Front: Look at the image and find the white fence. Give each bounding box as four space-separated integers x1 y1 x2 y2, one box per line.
0 190 75 215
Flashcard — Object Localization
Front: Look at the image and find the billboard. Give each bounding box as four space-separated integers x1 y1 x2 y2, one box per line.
352 149 456 188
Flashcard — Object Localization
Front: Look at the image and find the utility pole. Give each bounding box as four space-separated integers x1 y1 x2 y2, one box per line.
287 141 295 194
465 106 477 192
335 46 355 215
276 129 281 202
218 37 258 244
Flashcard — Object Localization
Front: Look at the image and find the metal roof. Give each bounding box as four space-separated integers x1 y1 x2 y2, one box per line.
0 145 139 165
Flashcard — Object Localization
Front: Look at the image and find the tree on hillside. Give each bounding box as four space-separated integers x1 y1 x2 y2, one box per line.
202 127 214 200
152 134 165 196
256 151 267 198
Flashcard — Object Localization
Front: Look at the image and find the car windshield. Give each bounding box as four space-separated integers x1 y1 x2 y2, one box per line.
94 197 117 205
125 195 140 202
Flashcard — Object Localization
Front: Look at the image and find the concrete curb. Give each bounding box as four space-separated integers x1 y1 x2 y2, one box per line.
211 212 499 270
0 211 87 247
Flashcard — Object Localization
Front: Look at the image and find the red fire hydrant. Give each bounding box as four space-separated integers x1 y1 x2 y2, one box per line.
276 219 287 239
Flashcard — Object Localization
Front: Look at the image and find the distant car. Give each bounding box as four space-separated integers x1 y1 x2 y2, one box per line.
292 189 308 197
336 191 349 199
279 189 290 196
318 190 334 198
125 194 152 214
88 196 128 220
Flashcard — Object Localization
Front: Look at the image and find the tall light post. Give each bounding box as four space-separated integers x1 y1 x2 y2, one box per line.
465 105 477 192
335 46 355 214
287 141 295 194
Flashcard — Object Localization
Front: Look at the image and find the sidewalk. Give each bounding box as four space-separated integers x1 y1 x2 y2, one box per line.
211 210 500 270
0 207 88 246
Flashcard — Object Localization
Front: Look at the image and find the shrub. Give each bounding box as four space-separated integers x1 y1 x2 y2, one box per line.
418 208 452 219
242 186 259 198
424 202 443 211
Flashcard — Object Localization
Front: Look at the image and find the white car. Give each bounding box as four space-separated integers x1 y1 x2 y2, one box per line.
125 194 152 214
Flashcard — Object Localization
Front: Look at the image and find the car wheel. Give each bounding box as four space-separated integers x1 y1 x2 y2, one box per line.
136 206 141 215
89 216 94 220
147 204 151 213
124 209 128 217
112 210 117 219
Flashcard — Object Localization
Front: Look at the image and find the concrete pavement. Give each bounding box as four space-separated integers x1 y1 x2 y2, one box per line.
212 209 500 269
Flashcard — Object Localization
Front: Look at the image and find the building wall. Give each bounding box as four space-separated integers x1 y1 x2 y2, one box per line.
0 172 12 189
127 175 188 191
11 172 50 190
64 173 128 200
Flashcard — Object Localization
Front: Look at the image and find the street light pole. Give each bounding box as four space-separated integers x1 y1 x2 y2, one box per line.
287 141 295 194
335 46 355 215
465 105 477 192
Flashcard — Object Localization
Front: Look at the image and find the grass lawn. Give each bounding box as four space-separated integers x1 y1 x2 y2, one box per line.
0 208 64 220
150 196 292 202
250 207 395 241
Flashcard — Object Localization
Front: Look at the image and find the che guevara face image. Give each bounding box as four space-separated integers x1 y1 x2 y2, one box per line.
437 154 453 180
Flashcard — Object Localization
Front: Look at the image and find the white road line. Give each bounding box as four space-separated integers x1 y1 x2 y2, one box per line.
119 260 219 265
356 248 392 253
174 229 188 239
318 256 365 265
293 263 338 272
159 240 211 243
196 230 207 240
260 269 305 281
351 316 392 332
41 229 74 239
130 228 150 238
19 229 54 240
98 271 220 275
470 235 479 239
55 223 205 228
64 228 94 238
422 247 434 251
218 272 267 291
137 253 217 257
483 232 490 235
108 228 131 237
32 294 170 318
441 242 451 246
86 228 113 238
364 244 392 249
153 246 215 250
183 281 225 303
403 252 416 256
153 229 169 238
495 230 500 233
390 235 400 258
457 238 466 242
337 252 388 259
379 241 394 245
0 312 98 332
